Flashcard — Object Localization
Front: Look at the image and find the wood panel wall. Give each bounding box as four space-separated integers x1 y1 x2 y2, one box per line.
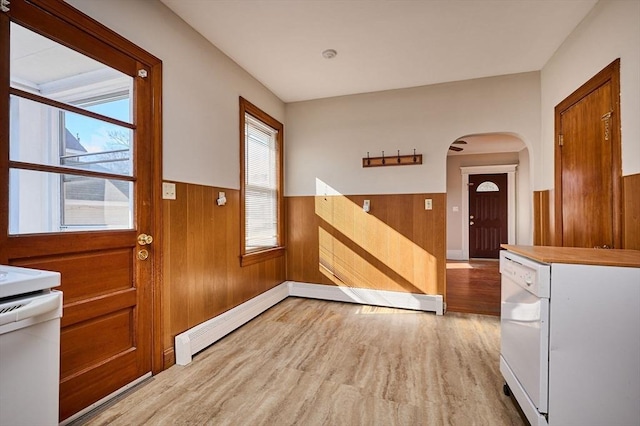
533 190 552 246
162 182 285 367
538 175 638 250
623 173 640 250
287 193 446 297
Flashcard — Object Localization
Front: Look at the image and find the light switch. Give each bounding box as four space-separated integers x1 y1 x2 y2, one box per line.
363 199 371 212
163 182 176 200
425 198 432 210
453 206 459 212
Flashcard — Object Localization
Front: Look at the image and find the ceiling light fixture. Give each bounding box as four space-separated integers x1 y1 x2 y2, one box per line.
322 49 337 59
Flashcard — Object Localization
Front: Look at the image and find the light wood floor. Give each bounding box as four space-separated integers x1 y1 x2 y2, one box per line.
73 298 524 426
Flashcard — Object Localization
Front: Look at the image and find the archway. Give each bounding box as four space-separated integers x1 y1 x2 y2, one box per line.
444 133 530 315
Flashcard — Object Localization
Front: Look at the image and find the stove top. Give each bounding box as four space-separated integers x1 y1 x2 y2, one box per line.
0 265 61 299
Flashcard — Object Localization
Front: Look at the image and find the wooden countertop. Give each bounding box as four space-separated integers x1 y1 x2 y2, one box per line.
501 245 640 268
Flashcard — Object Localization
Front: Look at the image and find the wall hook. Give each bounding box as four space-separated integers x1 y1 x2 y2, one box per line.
362 150 423 168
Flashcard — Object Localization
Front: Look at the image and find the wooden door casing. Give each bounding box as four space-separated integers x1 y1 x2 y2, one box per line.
555 59 622 249
469 174 508 259
1 0 163 421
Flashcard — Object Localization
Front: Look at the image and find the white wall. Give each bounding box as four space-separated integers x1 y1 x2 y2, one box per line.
285 72 540 196
540 0 640 189
67 0 285 190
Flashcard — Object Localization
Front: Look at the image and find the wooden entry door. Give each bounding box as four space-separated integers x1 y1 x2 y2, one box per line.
469 174 508 258
555 59 621 248
1 1 161 421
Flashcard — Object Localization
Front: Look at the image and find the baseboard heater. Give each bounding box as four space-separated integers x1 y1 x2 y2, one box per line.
174 281 444 365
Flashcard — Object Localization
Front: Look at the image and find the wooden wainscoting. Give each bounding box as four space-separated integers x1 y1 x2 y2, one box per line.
533 190 551 246
162 182 286 368
286 193 446 297
623 173 640 250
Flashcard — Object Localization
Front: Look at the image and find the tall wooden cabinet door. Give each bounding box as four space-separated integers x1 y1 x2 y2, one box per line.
469 174 508 259
1 1 161 421
555 60 621 249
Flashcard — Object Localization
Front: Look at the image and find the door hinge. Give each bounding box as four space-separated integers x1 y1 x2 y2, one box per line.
558 134 564 147
1 0 10 13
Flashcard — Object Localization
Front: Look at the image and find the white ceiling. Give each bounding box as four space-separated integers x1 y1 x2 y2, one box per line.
10 22 105 86
160 0 598 103
446 134 526 156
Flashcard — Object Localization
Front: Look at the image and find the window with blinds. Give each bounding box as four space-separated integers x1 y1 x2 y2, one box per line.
244 115 278 250
240 97 284 264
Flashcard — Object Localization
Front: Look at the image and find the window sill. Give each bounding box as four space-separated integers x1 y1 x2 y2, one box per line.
240 246 285 267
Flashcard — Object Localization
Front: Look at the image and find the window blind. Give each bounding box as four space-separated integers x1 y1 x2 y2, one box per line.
245 113 279 251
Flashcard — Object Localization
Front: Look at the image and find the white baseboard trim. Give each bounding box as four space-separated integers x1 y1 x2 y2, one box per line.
287 281 444 316
174 281 444 366
446 250 465 260
175 282 289 366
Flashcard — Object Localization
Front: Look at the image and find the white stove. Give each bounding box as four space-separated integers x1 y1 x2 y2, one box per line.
0 264 62 426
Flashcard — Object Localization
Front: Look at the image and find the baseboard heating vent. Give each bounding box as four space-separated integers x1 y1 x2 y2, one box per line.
174 283 289 365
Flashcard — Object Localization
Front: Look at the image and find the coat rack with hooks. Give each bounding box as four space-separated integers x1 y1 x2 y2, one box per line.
362 149 423 168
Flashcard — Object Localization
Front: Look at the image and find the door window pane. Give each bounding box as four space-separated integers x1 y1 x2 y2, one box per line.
10 95 132 177
476 181 500 192
9 22 136 235
10 22 132 124
9 169 133 234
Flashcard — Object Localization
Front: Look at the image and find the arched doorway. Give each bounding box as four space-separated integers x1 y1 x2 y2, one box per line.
445 133 529 315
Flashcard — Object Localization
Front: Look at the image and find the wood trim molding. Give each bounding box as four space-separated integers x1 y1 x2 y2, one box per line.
150 62 164 374
17 0 161 67
460 165 518 259
163 348 175 370
239 97 285 265
623 173 640 250
240 246 285 267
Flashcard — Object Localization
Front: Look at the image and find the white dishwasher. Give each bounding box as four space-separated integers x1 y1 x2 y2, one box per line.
500 246 640 426
0 265 62 426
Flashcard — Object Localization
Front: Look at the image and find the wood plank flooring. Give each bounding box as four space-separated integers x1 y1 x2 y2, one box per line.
72 298 523 426
446 260 501 316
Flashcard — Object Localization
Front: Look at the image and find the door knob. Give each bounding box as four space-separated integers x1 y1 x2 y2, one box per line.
137 233 153 245
470 221 474 226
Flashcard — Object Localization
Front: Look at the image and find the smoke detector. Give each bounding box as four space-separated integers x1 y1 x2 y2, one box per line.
322 49 337 59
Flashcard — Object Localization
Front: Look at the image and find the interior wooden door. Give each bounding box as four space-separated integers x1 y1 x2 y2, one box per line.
469 174 508 259
555 60 621 248
1 1 161 421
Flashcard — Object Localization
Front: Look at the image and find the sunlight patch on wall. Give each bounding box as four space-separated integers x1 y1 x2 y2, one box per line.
315 179 438 294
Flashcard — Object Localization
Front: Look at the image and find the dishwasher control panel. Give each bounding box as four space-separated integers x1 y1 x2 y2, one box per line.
500 251 550 298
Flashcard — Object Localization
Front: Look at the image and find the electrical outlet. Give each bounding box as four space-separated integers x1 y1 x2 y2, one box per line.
425 198 433 210
163 182 176 200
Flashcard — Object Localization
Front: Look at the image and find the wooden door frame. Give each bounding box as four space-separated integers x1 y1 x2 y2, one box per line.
1 0 164 374
554 59 621 248
460 164 517 260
